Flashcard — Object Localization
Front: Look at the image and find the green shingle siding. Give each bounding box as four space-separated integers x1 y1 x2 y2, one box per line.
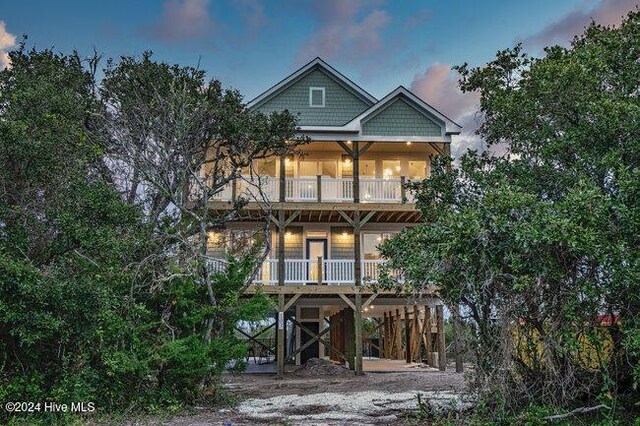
361 98 443 137
331 227 354 259
254 68 371 126
273 226 303 258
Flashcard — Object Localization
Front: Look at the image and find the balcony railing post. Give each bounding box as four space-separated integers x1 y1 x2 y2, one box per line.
317 174 322 203
317 256 323 285
400 175 406 204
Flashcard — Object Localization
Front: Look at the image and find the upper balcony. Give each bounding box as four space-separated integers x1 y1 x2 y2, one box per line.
213 175 416 204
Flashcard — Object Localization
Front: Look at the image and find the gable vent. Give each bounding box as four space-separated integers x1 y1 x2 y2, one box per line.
309 87 325 107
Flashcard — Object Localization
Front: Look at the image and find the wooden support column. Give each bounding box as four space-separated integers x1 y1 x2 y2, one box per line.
276 294 285 378
344 308 355 369
436 304 446 371
382 312 389 358
412 305 420 362
404 306 411 363
424 307 433 366
395 308 403 359
277 154 286 288
353 140 360 203
452 303 464 373
276 155 287 378
354 294 363 375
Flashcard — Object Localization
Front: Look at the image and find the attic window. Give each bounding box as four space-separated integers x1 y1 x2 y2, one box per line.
309 87 325 107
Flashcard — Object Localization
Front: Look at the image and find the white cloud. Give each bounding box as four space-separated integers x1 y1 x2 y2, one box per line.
0 21 16 69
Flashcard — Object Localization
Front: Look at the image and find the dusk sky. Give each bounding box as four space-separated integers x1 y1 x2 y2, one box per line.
0 0 637 155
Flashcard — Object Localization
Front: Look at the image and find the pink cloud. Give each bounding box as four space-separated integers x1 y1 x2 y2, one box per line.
524 0 637 48
410 63 489 158
295 0 390 67
146 0 214 42
0 21 16 69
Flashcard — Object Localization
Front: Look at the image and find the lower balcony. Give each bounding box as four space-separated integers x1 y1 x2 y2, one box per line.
213 176 415 204
207 258 399 285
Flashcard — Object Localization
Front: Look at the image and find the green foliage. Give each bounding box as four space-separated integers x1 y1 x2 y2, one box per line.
0 45 289 423
381 10 639 419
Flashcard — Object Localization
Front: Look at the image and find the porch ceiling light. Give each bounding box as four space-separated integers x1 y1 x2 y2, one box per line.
406 141 412 145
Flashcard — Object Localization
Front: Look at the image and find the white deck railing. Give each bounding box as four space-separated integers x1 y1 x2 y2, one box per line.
208 258 400 285
211 175 413 203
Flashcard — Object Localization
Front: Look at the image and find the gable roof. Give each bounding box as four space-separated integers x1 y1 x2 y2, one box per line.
247 57 377 109
349 86 462 135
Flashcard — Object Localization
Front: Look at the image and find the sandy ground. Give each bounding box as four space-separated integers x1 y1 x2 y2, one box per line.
157 364 470 426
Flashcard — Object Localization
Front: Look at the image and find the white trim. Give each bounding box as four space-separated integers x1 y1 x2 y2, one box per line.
309 87 325 108
294 131 452 143
247 57 377 108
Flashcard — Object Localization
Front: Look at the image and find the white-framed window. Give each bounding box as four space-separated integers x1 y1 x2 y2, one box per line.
362 232 398 260
309 87 325 107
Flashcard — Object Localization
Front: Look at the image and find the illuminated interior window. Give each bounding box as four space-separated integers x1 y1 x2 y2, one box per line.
382 160 401 179
299 160 317 177
256 158 276 176
408 160 427 179
362 232 397 259
359 160 376 177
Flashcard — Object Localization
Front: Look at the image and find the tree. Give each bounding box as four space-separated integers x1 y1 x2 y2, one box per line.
99 52 301 345
380 11 639 416
0 46 302 420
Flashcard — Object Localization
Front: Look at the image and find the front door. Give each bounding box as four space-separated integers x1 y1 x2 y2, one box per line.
306 239 327 284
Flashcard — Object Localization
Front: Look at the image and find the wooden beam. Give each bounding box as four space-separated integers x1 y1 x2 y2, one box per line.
354 209 361 286
395 308 403 359
383 312 390 358
235 326 273 353
244 284 408 295
283 293 301 312
360 210 376 226
429 142 446 156
209 201 417 212
338 294 356 311
404 306 411 363
337 210 354 226
276 293 285 378
363 293 377 308
354 293 363 375
353 140 360 203
424 307 433 366
359 141 374 156
279 154 286 201
412 305 420 362
286 324 333 361
436 304 446 371
337 141 354 157
284 210 300 227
